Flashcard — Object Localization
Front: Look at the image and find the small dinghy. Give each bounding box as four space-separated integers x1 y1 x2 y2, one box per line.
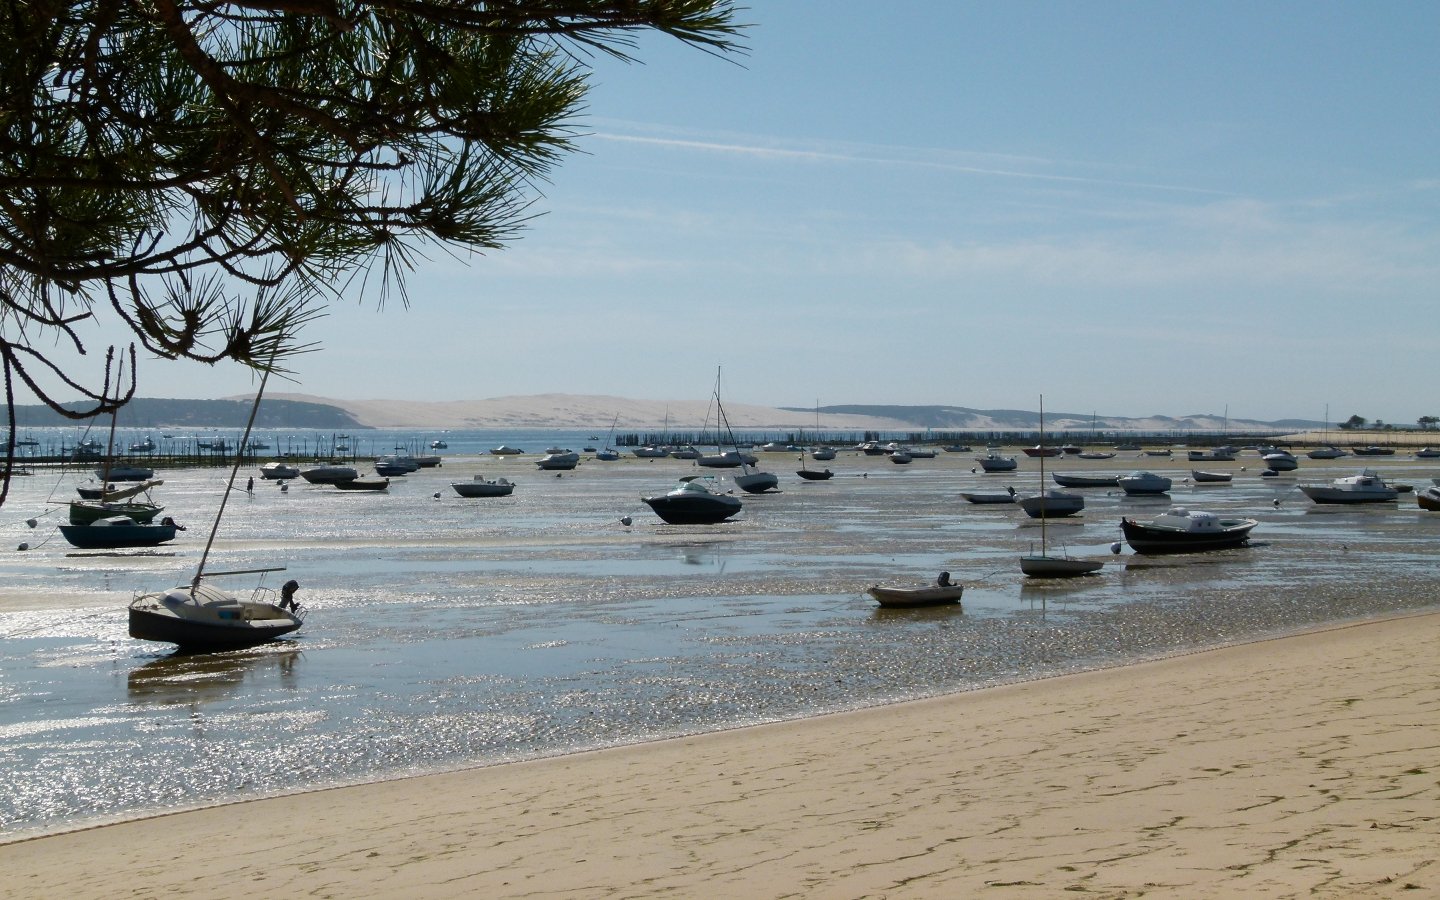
867 581 964 608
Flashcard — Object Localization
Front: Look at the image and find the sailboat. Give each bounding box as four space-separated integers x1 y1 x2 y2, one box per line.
1020 396 1103 578
67 366 166 527
595 414 621 461
1308 404 1346 459
710 369 778 494
128 361 303 651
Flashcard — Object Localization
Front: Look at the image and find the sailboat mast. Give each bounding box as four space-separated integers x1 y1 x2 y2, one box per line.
191 361 274 592
1038 395 1047 554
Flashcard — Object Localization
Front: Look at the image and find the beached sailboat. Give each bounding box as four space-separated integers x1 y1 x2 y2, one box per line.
128 363 302 652
1020 397 1103 578
711 369 777 494
65 369 166 525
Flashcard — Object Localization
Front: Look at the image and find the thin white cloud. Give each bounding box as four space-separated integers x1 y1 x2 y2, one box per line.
587 129 1235 197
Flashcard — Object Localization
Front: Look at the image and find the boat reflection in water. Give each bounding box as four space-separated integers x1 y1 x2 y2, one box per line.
127 650 301 706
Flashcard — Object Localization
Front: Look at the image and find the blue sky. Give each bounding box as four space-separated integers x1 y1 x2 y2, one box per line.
38 1 1440 424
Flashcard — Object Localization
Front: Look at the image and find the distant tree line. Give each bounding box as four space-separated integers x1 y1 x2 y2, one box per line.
1337 415 1440 431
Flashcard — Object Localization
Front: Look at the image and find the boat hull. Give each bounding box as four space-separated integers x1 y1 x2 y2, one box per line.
734 472 780 493
866 585 964 608
641 495 742 525
1418 488 1440 511
59 521 179 549
1020 555 1103 578
1190 470 1233 483
1297 486 1397 504
961 491 1015 504
332 478 389 491
796 469 833 481
452 480 515 498
1120 517 1257 554
1052 473 1119 488
1018 494 1085 518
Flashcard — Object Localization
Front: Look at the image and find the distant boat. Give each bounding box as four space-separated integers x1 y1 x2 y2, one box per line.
1190 469 1233 483
1260 448 1299 471
1298 470 1398 505
632 445 670 458
452 476 515 498
490 445 524 455
332 476 390 492
94 463 154 482
430 439 448 449
1352 446 1395 456
259 462 301 480
1416 447 1440 459
975 451 1018 472
961 488 1016 504
796 468 833 481
1307 446 1347 459
1187 447 1236 462
1118 471 1172 495
1076 451 1115 460
300 464 359 484
1017 488 1085 519
1022 446 1061 458
535 450 580 471
1052 472 1119 488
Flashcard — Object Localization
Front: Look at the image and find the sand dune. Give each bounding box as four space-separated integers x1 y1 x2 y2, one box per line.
267 392 917 430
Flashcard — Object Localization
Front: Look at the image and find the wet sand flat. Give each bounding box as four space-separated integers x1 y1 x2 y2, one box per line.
3 612 1435 898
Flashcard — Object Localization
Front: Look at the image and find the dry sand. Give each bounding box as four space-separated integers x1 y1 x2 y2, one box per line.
4 613 1436 899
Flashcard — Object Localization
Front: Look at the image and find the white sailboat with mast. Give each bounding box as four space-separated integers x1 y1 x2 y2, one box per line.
128 361 303 651
1020 396 1103 578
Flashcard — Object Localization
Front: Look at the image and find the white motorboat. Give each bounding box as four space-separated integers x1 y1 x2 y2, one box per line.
1415 447 1440 459
259 461 300 480
810 446 837 461
1260 448 1299 471
976 451 1018 472
1118 471 1172 494
641 476 742 524
535 450 580 470
1298 470 1398 504
451 476 515 498
1307 446 1347 459
632 445 670 458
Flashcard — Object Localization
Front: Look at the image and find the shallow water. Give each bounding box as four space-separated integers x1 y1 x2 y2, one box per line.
2 442 1439 838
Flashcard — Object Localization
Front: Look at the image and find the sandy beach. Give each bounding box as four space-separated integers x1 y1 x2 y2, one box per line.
3 612 1435 898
